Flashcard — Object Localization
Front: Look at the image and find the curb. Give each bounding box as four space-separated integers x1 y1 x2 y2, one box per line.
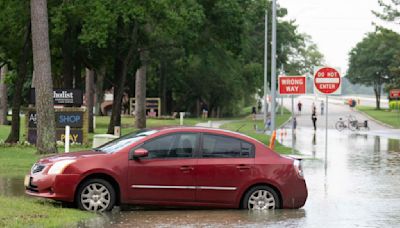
353 108 394 129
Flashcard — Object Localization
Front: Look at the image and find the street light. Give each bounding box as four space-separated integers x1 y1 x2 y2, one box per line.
263 9 268 125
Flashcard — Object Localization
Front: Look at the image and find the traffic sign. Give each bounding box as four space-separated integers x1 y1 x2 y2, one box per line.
314 67 341 94
390 89 400 99
278 75 306 95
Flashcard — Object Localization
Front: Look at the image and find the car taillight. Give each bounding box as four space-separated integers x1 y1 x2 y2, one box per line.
293 159 304 177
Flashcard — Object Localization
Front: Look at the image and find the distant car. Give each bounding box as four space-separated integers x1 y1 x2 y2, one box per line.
25 127 307 212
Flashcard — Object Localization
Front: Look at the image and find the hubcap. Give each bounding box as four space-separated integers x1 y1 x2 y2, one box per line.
248 190 276 210
80 183 111 212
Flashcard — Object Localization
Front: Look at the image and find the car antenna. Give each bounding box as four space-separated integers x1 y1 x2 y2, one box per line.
235 124 246 132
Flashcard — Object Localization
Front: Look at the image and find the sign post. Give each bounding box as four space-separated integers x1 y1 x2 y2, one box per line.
313 67 341 174
278 75 307 154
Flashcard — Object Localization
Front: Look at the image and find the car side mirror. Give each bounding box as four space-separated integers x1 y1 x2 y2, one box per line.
132 148 148 159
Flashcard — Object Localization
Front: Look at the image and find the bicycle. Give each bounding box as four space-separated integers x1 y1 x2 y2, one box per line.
335 114 357 131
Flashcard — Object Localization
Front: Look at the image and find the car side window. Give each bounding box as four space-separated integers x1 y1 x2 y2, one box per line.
142 133 197 159
201 134 254 158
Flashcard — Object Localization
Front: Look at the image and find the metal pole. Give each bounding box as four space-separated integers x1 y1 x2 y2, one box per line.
263 9 268 125
281 96 283 115
291 95 294 154
270 0 277 131
324 95 328 173
65 125 70 153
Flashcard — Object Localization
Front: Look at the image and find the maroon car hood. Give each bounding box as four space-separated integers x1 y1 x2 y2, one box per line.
38 150 104 164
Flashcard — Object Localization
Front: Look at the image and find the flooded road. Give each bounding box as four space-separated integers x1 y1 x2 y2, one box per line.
2 112 400 227
76 127 400 227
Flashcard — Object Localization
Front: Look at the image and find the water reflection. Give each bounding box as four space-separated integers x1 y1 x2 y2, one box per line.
0 177 24 197
79 209 307 228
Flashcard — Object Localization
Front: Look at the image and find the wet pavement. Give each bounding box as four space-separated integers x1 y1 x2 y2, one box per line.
2 96 400 227
74 127 399 227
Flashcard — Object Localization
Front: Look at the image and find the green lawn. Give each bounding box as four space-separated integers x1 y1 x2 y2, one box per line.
0 112 293 227
356 106 400 128
0 196 94 228
0 115 220 145
220 109 294 154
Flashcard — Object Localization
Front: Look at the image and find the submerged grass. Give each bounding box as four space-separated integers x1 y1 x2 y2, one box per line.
0 196 94 228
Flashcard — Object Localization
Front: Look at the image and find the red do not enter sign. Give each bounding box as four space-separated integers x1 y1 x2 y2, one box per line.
314 67 341 94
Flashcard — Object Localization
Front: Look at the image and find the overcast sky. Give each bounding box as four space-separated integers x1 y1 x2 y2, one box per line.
279 0 388 74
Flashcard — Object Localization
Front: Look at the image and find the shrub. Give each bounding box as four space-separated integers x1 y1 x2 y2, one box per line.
389 100 400 110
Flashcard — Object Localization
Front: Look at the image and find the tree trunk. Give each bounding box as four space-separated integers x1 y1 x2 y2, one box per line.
374 81 381 110
158 62 167 116
0 65 9 125
62 29 73 88
6 23 31 144
73 53 82 88
95 66 106 115
85 68 94 133
135 50 148 129
107 58 127 134
31 0 57 154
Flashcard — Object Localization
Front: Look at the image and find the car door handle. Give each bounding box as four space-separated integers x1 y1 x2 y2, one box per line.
180 166 194 171
236 164 250 170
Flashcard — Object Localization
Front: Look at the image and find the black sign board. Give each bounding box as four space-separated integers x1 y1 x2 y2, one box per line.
30 89 83 106
28 111 83 128
28 129 83 144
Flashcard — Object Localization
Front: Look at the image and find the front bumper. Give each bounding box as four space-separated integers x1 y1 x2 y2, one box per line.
25 173 80 202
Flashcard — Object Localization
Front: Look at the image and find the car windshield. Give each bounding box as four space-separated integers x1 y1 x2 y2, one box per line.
95 129 158 154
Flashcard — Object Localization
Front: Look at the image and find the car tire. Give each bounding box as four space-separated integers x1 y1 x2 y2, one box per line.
242 185 280 210
76 178 116 212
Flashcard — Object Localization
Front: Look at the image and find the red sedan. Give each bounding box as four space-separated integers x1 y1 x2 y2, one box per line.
25 127 307 212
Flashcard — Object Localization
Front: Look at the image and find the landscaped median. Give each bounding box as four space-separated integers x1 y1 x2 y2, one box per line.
356 106 400 128
221 110 294 154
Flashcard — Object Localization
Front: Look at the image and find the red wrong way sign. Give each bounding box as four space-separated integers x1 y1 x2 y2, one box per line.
390 89 400 99
314 67 341 94
278 75 306 95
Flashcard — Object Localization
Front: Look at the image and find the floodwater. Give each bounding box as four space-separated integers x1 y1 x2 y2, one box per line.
3 128 400 227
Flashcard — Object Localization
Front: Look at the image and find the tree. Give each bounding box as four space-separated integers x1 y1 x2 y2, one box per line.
374 0 400 91
31 0 57 153
0 64 8 125
347 28 400 109
0 1 32 143
374 0 400 23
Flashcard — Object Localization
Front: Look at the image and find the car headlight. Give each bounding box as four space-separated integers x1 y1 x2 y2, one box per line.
47 160 76 175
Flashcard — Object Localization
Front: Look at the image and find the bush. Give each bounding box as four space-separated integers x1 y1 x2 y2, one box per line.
389 100 400 110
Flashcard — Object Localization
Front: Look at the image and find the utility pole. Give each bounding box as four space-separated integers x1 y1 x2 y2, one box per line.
270 0 277 131
263 9 268 125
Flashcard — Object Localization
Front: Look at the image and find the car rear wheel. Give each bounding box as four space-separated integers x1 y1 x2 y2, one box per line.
243 186 280 210
76 178 116 212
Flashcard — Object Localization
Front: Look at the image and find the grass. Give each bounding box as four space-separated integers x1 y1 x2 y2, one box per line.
220 109 294 154
0 196 94 228
356 106 400 128
0 111 293 227
0 115 220 144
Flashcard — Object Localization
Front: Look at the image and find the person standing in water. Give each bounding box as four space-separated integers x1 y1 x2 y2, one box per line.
311 110 317 131
320 100 325 115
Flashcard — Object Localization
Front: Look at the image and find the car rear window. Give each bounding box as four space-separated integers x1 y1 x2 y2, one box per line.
201 134 254 158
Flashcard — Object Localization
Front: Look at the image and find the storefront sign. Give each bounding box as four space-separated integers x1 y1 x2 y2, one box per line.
28 111 83 128
30 89 83 106
27 129 83 144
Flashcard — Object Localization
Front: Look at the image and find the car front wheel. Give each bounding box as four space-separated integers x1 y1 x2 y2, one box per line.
76 178 116 212
243 186 280 210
